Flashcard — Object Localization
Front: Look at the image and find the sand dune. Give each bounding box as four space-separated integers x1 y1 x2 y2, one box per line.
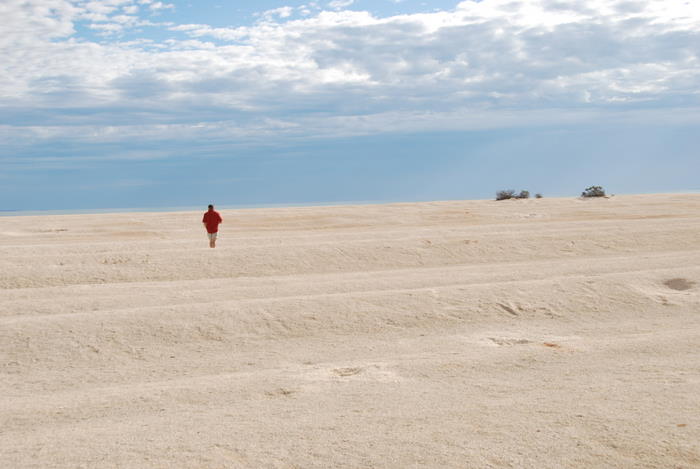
1 194 699 468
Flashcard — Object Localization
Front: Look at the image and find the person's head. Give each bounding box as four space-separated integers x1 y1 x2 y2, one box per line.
208 204 214 211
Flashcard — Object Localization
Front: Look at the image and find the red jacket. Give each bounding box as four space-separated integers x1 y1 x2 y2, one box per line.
202 210 222 233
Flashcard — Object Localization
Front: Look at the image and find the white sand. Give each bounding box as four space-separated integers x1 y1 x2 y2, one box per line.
1 193 699 468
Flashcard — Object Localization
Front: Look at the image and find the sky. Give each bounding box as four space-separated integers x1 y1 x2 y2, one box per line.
1 0 699 211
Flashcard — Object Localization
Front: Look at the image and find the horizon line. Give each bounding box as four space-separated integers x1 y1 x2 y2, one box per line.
2 190 699 218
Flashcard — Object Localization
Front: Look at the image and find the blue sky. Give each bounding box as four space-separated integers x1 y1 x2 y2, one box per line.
1 0 699 211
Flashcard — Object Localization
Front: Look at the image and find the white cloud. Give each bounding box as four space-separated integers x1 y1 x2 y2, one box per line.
148 1 174 12
328 0 354 10
169 23 249 41
88 22 125 34
259 6 295 21
1 0 700 149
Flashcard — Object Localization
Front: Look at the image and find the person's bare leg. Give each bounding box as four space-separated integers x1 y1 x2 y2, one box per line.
209 239 215 248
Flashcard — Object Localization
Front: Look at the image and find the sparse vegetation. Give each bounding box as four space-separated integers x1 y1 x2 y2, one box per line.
496 189 516 201
581 186 606 198
535 193 543 199
496 189 535 200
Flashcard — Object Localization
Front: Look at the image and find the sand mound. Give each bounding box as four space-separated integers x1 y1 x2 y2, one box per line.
1 194 699 468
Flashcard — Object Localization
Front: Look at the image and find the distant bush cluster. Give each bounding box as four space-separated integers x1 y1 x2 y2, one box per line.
581 186 606 198
494 186 607 200
496 189 537 201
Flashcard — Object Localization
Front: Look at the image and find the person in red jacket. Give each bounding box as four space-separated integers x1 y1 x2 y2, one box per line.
202 204 223 248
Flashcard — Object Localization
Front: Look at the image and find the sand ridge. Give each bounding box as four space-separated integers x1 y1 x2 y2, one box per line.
1 194 699 468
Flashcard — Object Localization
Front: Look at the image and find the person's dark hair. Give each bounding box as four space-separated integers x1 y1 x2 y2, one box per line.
208 204 214 209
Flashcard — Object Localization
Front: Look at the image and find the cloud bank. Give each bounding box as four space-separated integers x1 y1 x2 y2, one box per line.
2 0 700 150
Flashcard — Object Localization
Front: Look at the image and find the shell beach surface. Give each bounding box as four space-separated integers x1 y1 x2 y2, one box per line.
1 194 699 468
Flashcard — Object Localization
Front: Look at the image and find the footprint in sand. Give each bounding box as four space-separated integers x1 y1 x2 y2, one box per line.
333 367 363 377
486 338 564 349
497 303 520 316
543 342 562 349
488 337 531 346
301 364 399 382
664 278 696 291
264 388 296 397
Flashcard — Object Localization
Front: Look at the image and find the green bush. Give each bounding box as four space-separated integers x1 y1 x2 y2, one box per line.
496 189 516 200
581 186 606 198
